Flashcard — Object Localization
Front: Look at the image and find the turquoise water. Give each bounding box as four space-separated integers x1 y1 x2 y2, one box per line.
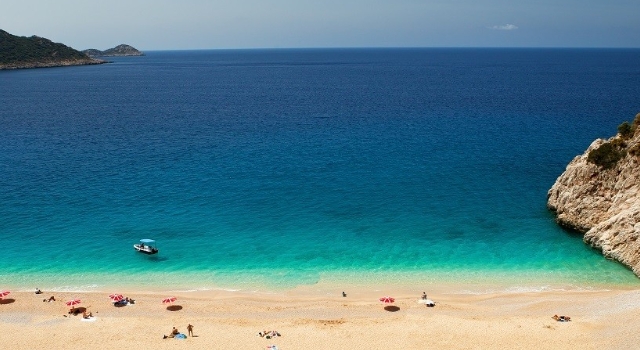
1 48 639 291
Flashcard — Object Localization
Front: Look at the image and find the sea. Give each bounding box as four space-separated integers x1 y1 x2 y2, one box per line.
1 48 640 293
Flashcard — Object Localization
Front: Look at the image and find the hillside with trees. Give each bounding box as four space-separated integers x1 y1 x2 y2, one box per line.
0 29 104 69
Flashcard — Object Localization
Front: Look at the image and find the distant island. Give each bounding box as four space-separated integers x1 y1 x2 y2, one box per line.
0 29 105 70
83 44 144 57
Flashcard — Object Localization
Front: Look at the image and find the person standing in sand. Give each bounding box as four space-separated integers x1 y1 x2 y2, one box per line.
187 324 194 337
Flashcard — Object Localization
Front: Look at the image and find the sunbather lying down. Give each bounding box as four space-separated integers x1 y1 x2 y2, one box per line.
258 330 281 338
552 315 571 322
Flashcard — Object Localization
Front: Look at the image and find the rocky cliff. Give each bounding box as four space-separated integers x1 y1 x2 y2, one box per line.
83 44 143 57
548 113 640 277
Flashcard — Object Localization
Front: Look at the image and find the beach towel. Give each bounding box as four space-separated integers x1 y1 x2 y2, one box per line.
419 299 435 306
175 333 187 339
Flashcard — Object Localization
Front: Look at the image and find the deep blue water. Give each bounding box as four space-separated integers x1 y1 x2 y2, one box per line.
1 48 640 291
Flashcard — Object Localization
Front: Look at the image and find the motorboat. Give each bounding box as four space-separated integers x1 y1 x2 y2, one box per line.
134 239 158 254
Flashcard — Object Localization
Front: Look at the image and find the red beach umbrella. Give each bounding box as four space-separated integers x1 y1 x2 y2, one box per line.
162 296 177 304
66 299 82 307
109 294 124 303
0 290 10 299
65 298 82 313
379 296 395 304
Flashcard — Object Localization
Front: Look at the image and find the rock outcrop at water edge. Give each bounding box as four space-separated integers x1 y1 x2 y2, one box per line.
547 113 640 277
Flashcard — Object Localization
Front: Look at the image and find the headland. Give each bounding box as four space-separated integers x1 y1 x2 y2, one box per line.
548 113 640 277
0 29 105 70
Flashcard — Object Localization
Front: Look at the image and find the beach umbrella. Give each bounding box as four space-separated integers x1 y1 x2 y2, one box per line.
379 296 395 304
379 296 396 311
162 296 177 304
66 299 82 307
66 298 82 313
109 294 124 303
0 290 10 299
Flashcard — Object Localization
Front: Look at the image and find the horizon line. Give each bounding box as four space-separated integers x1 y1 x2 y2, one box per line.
133 46 640 52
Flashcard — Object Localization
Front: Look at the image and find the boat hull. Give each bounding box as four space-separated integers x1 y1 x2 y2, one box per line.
133 244 158 255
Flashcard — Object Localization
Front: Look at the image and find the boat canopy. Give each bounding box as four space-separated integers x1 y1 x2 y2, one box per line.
139 239 156 244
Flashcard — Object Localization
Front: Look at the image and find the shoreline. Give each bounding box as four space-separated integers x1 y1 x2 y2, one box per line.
1 285 639 349
3 267 638 296
0 58 106 70
6 280 638 296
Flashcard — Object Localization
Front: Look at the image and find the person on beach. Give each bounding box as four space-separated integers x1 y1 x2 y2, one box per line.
82 310 93 319
187 324 194 337
164 327 180 339
35 288 42 294
342 291 346 297
422 292 427 300
552 315 571 322
43 296 55 302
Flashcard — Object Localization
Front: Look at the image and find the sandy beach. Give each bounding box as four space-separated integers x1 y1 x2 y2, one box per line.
1 284 639 349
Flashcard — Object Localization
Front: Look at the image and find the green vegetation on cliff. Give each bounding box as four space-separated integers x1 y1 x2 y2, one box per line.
587 113 640 169
0 29 102 69
587 142 626 169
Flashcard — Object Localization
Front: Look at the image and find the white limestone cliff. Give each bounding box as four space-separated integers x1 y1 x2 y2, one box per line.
547 116 640 277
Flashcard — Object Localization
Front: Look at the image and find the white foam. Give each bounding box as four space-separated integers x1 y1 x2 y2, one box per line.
451 284 613 295
48 284 101 293
167 286 243 293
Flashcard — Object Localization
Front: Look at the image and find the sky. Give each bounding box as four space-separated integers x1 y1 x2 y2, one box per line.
2 0 639 51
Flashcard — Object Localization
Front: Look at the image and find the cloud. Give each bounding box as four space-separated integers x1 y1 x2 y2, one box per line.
490 24 518 31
